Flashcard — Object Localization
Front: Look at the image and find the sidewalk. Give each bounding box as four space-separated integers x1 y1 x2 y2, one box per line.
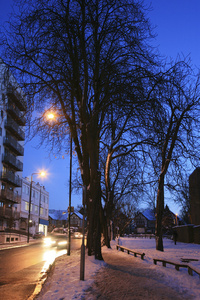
84 250 188 300
0 238 40 250
36 239 199 300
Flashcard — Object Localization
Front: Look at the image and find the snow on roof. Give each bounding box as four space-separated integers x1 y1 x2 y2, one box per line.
142 209 156 221
49 210 68 221
72 211 83 220
49 209 84 220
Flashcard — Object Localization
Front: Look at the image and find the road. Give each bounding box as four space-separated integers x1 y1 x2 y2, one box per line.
0 238 82 300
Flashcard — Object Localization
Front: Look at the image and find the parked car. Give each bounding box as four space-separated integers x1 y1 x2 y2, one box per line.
43 233 68 249
33 231 45 239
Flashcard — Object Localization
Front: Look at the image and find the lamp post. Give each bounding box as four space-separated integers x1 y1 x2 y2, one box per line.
175 213 178 226
45 110 72 255
27 171 46 243
67 134 72 256
80 185 86 280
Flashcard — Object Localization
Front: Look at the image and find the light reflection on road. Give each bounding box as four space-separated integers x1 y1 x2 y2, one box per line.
41 248 67 274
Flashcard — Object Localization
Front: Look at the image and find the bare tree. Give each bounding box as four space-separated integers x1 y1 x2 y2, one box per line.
147 60 200 251
1 0 158 259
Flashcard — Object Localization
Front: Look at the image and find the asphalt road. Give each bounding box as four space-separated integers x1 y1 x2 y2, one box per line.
0 238 82 300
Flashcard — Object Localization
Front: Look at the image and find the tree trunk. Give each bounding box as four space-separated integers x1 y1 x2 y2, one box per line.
155 174 164 251
101 207 111 248
87 170 103 260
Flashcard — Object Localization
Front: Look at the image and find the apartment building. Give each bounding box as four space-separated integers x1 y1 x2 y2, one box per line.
0 60 26 232
18 177 49 236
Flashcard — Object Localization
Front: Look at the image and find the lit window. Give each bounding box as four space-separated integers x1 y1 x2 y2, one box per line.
25 202 29 211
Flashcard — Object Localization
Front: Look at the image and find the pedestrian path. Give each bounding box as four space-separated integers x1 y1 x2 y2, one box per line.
84 251 191 300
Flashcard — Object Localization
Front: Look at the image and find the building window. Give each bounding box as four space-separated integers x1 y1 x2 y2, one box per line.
23 184 26 194
25 202 29 211
0 128 2 136
0 202 3 207
40 207 43 215
35 205 38 213
32 190 35 198
26 186 29 195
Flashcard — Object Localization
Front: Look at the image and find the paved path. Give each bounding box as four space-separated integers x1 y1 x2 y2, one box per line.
84 251 192 300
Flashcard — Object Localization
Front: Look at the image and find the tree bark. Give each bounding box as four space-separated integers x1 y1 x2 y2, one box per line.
155 174 164 251
87 170 103 259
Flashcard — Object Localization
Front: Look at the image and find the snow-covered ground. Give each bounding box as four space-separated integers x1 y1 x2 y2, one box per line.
36 237 200 299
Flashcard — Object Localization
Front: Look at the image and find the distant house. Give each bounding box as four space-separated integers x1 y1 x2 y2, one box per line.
48 209 68 231
135 209 156 234
70 211 84 228
135 206 184 235
48 209 85 232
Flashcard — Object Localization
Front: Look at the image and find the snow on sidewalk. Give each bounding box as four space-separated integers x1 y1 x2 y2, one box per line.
37 238 200 300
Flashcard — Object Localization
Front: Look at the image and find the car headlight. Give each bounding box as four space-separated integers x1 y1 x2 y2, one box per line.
44 237 52 247
44 237 56 247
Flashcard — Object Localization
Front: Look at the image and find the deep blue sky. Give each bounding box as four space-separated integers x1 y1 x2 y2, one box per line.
1 0 200 213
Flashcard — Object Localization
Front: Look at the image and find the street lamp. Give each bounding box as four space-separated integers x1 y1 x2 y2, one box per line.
27 171 46 243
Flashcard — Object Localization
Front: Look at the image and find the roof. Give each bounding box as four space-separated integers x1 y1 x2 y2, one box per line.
49 210 68 221
138 209 156 221
49 209 83 220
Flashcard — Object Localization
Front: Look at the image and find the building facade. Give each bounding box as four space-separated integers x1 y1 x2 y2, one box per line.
0 60 26 232
135 209 156 234
189 167 200 225
17 177 49 236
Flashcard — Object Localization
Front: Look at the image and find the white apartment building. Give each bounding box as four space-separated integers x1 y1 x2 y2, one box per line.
0 60 49 243
0 59 25 235
18 177 49 236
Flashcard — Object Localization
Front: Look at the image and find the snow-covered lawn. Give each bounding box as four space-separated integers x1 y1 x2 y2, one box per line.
37 238 200 299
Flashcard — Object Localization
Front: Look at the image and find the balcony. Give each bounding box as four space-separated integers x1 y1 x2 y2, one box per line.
6 84 27 111
6 102 26 126
0 207 12 218
2 153 23 172
0 189 21 203
5 118 25 141
0 207 20 219
1 171 22 187
3 135 24 156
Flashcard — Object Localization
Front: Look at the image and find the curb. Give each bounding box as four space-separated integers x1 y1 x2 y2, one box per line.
0 239 41 250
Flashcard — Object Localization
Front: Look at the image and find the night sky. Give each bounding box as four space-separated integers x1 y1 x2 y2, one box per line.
1 0 200 214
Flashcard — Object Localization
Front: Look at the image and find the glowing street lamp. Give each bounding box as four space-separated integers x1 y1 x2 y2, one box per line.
27 171 47 243
46 113 55 120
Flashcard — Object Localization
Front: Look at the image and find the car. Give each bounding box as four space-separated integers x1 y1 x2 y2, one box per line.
33 231 45 239
43 233 68 249
74 232 83 239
